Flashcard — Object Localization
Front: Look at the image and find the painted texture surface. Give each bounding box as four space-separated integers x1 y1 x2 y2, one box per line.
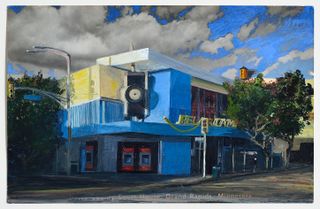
145 70 171 123
161 140 191 175
169 70 191 123
62 65 125 106
70 65 100 105
59 99 124 134
145 69 191 123
99 65 125 100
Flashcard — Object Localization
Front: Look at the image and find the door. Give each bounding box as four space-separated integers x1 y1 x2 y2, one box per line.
85 141 98 171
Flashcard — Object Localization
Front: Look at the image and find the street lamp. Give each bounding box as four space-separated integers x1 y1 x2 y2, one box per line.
26 46 72 176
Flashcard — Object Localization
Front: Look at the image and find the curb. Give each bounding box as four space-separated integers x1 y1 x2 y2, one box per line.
165 164 312 187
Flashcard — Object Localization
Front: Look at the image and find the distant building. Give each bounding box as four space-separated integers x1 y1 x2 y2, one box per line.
57 49 283 175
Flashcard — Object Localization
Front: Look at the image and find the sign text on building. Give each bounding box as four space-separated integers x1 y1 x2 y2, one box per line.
176 115 236 128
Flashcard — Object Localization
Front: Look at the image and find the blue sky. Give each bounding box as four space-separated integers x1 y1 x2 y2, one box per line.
7 6 314 80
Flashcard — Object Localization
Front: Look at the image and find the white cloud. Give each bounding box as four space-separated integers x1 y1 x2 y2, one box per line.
222 68 238 80
267 6 304 18
263 63 279 76
251 22 278 38
237 18 259 41
7 6 222 76
175 53 232 72
200 33 234 54
278 48 313 63
176 47 262 73
234 48 262 68
262 48 314 76
308 70 314 77
155 6 190 20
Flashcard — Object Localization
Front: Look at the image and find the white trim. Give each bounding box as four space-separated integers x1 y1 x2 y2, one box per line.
96 48 229 85
191 77 228 95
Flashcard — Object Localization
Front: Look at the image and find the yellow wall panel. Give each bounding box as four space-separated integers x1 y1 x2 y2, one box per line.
70 65 100 105
99 65 125 100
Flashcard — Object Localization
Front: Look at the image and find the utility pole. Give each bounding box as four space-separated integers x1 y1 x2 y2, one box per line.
201 118 208 178
202 133 207 178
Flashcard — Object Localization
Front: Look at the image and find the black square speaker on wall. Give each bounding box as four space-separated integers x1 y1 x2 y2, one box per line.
124 72 148 120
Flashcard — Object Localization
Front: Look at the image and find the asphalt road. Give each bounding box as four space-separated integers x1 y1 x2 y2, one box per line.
8 165 313 203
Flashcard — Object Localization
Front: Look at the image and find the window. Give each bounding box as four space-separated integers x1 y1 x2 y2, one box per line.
191 86 216 119
123 153 133 165
191 86 227 119
139 153 151 166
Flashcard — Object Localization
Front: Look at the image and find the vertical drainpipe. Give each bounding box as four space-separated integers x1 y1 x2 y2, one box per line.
144 71 149 119
158 140 162 174
232 138 235 173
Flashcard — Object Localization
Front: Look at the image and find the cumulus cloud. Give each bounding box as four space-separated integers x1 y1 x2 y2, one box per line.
155 6 190 20
237 18 259 41
175 53 228 72
7 6 222 77
200 33 234 54
262 47 313 76
251 22 278 38
237 6 304 41
233 48 262 68
278 48 313 63
222 68 238 79
267 6 304 18
177 47 261 73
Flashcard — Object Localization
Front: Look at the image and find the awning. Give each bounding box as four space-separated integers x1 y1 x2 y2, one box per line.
62 120 251 140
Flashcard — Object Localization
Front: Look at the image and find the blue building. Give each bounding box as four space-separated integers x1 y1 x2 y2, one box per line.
58 48 265 176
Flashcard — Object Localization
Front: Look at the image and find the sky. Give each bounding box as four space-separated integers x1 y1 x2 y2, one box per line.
6 5 314 80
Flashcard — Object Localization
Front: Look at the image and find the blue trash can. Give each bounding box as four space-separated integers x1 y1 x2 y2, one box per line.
212 166 221 180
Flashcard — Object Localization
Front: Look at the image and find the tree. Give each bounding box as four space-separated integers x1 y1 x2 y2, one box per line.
7 72 64 175
223 74 275 169
266 70 313 166
224 70 313 168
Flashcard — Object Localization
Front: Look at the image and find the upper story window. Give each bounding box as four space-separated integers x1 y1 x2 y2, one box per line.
191 86 227 120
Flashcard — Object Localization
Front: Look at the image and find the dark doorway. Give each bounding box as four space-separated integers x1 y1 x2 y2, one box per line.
85 141 98 171
205 138 219 174
117 142 158 173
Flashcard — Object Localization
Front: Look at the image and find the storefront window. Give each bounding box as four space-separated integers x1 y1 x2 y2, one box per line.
191 86 227 119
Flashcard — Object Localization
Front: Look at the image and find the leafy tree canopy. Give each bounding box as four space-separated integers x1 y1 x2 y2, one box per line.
7 72 64 175
224 70 313 164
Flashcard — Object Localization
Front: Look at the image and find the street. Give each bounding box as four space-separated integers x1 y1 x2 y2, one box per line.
8 165 313 203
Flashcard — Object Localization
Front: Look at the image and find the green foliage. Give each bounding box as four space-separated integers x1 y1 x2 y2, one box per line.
224 70 313 156
7 72 64 175
224 77 273 135
267 70 313 146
